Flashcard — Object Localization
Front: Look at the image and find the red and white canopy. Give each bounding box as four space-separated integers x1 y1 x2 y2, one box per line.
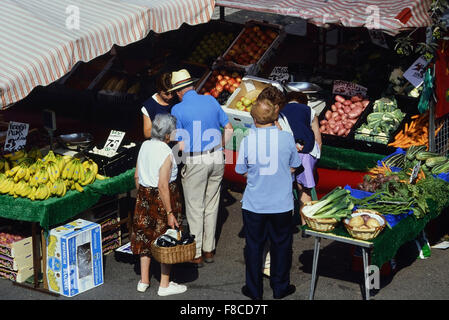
216 0 432 35
0 0 215 109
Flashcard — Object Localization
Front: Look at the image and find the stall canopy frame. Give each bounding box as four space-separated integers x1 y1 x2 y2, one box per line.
0 0 215 110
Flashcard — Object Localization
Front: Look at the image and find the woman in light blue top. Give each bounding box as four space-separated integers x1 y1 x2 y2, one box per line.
235 96 301 300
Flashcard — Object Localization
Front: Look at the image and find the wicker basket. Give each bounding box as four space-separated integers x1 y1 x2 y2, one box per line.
343 209 387 241
301 201 339 232
151 231 196 264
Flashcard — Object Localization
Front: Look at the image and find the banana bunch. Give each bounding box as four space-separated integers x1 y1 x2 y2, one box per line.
49 178 67 197
33 183 51 200
0 177 15 194
0 158 10 173
12 180 33 198
27 147 43 161
46 160 61 183
4 149 27 168
62 158 83 181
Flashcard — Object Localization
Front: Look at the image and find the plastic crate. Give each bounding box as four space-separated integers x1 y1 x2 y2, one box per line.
216 20 286 76
85 143 140 177
318 95 373 149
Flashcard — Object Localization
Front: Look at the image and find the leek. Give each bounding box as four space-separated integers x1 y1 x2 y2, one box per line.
302 188 350 217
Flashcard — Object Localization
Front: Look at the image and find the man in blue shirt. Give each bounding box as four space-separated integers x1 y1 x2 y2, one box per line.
169 69 233 267
235 94 300 300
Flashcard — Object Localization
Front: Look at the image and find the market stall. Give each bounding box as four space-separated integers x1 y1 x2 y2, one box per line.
0 0 216 295
0 0 215 110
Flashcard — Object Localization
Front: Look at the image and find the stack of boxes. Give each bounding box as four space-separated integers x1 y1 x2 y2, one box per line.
0 233 34 283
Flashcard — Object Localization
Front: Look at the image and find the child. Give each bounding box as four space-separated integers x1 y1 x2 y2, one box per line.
235 92 301 300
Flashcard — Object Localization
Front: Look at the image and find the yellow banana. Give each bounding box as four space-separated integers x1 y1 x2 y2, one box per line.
78 162 85 182
80 169 92 186
28 186 36 201
96 173 108 180
4 149 26 161
74 182 84 192
66 160 77 180
4 160 10 173
0 178 13 194
6 165 20 178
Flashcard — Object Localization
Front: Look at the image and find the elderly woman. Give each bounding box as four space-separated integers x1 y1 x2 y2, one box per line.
131 113 186 297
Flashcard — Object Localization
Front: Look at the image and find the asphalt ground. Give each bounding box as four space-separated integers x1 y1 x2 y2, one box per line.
1 182 449 303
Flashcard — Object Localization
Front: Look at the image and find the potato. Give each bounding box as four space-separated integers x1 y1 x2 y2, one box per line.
366 218 380 228
349 216 364 227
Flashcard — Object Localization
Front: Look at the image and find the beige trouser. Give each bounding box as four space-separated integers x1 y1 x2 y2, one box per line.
181 151 225 258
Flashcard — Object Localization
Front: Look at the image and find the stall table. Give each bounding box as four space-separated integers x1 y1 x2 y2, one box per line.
0 168 136 293
303 194 448 300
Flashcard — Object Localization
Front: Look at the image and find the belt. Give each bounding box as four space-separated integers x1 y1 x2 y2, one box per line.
185 146 221 157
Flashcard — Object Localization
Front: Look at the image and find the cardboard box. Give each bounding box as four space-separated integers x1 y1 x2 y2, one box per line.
46 219 103 297
0 235 33 258
223 75 283 128
0 252 33 271
0 265 34 283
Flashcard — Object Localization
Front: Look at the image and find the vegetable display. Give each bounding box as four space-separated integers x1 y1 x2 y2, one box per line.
319 95 370 137
354 97 405 144
302 187 354 219
388 112 443 149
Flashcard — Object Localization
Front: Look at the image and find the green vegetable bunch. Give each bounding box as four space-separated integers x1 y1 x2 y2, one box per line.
303 187 354 219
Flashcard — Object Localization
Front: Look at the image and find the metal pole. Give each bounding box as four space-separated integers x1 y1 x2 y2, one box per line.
309 236 321 300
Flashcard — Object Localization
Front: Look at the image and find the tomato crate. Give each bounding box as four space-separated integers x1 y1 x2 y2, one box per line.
215 20 286 76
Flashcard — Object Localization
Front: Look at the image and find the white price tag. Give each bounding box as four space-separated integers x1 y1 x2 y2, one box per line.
410 161 421 184
403 56 430 88
4 121 29 152
244 80 256 92
103 130 125 154
332 80 368 98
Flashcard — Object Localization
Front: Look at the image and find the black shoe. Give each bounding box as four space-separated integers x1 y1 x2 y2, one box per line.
241 285 262 300
273 284 296 299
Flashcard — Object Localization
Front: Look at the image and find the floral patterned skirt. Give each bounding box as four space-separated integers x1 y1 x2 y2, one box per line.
130 182 183 257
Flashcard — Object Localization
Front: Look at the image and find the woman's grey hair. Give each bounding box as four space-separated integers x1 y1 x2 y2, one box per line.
151 113 177 141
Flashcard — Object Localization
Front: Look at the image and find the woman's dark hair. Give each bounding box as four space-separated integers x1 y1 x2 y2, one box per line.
256 86 285 107
285 91 308 105
155 72 172 93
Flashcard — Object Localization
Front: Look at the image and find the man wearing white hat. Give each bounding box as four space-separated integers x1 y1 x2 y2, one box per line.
169 69 233 267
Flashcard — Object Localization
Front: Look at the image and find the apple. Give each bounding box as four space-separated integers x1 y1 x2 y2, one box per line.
224 84 231 91
219 79 228 86
236 101 245 111
216 75 223 81
246 106 252 112
229 86 236 93
231 72 240 78
216 84 224 93
210 89 219 98
228 78 236 85
243 97 252 107
235 77 242 83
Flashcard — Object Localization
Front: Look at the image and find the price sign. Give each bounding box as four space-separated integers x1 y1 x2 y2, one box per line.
103 130 125 154
269 66 290 83
332 80 368 98
410 161 421 184
403 56 430 88
4 121 29 152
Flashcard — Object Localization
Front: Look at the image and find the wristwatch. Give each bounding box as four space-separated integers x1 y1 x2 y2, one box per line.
166 210 173 216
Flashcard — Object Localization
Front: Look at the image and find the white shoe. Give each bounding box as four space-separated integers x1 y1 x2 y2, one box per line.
137 280 150 292
158 281 187 296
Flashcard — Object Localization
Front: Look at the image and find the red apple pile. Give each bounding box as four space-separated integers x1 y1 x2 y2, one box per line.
200 70 242 104
224 25 278 66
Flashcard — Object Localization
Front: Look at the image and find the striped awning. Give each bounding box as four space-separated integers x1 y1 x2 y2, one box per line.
0 0 215 110
216 0 432 35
